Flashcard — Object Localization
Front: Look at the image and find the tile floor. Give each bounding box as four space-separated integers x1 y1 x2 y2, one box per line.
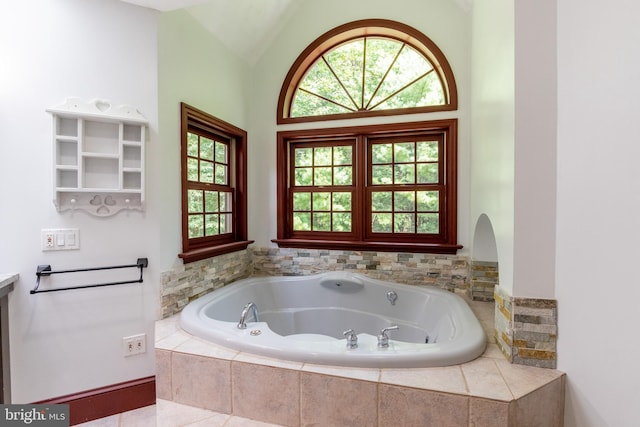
76 399 284 427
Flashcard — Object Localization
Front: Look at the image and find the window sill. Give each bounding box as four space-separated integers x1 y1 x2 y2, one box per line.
179 240 254 264
271 239 462 254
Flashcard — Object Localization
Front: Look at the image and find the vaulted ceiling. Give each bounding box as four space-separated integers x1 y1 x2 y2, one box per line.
121 0 298 64
121 0 472 64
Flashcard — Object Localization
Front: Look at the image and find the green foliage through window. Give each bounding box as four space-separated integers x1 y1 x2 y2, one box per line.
289 137 441 236
186 131 232 239
291 37 445 118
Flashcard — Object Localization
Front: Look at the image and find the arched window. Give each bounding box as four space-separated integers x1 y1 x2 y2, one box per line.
278 19 458 124
275 20 461 254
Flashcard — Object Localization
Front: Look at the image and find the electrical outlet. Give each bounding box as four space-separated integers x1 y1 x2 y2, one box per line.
122 333 146 357
42 228 79 251
44 232 55 248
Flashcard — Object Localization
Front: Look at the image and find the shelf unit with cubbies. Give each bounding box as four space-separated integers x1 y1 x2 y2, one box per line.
47 98 148 216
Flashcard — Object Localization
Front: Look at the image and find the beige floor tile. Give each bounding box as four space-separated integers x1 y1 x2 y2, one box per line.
233 351 304 370
510 377 565 427
172 353 232 412
481 343 504 359
300 372 377 426
155 400 229 427
119 404 157 427
469 397 511 427
156 330 192 351
380 365 467 395
469 299 496 320
155 315 180 341
223 416 286 427
301 362 381 382
174 336 239 360
75 414 119 427
379 384 469 427
231 362 299 426
156 349 172 400
495 358 564 399
461 357 513 401
75 402 282 427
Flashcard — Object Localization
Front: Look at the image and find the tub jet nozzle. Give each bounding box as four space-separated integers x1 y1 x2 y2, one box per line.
386 290 398 305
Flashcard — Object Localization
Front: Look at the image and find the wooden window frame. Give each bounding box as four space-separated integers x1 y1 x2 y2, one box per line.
274 120 461 254
277 19 458 124
179 103 252 263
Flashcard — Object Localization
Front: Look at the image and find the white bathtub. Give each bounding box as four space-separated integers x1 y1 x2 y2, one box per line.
179 272 486 368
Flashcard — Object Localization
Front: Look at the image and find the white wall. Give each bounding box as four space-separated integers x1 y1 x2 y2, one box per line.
557 0 640 425
248 0 472 252
469 0 515 291
470 0 556 300
513 0 557 299
157 8 251 270
0 0 253 404
0 0 159 402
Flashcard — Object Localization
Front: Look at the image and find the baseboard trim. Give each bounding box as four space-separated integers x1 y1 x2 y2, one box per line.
34 376 155 425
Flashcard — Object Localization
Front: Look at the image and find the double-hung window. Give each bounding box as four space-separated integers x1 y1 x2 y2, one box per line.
275 121 459 253
179 103 252 263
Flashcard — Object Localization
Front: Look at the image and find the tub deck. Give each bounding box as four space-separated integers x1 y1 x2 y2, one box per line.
155 294 565 426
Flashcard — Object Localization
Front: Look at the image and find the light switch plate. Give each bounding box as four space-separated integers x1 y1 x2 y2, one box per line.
42 228 79 251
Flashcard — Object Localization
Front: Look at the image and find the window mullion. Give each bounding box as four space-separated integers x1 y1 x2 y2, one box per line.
355 135 367 240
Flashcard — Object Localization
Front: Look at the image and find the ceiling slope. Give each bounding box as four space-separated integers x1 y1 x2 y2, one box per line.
121 0 298 64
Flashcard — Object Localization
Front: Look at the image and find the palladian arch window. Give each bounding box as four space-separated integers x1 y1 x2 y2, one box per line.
278 19 457 124
275 20 461 254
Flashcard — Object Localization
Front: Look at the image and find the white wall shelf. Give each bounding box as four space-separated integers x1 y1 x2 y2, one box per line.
47 98 148 216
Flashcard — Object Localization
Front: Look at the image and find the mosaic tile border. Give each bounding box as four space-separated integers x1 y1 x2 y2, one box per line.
470 260 498 302
159 250 252 319
251 247 469 290
494 286 558 369
160 247 469 318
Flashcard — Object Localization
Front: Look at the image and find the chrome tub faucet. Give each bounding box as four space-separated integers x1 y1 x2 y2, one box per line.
237 302 259 329
343 329 358 349
378 325 399 348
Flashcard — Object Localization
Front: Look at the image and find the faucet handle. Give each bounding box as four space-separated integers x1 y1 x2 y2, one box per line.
343 329 358 349
378 325 399 348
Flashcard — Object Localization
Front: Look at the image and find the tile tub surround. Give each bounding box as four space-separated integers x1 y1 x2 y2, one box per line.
160 250 252 318
251 247 469 292
160 247 469 319
159 247 559 370
494 286 558 369
155 298 565 427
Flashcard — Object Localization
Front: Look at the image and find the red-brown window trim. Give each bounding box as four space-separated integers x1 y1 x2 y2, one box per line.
179 103 253 263
273 120 462 254
277 19 458 124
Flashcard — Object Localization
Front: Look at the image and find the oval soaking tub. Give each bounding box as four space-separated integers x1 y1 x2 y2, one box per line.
179 272 487 368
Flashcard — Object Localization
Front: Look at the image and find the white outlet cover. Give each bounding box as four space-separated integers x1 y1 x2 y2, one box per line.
41 228 79 251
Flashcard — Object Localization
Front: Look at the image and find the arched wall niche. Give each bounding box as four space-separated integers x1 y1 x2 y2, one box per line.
469 213 499 302
472 213 498 262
